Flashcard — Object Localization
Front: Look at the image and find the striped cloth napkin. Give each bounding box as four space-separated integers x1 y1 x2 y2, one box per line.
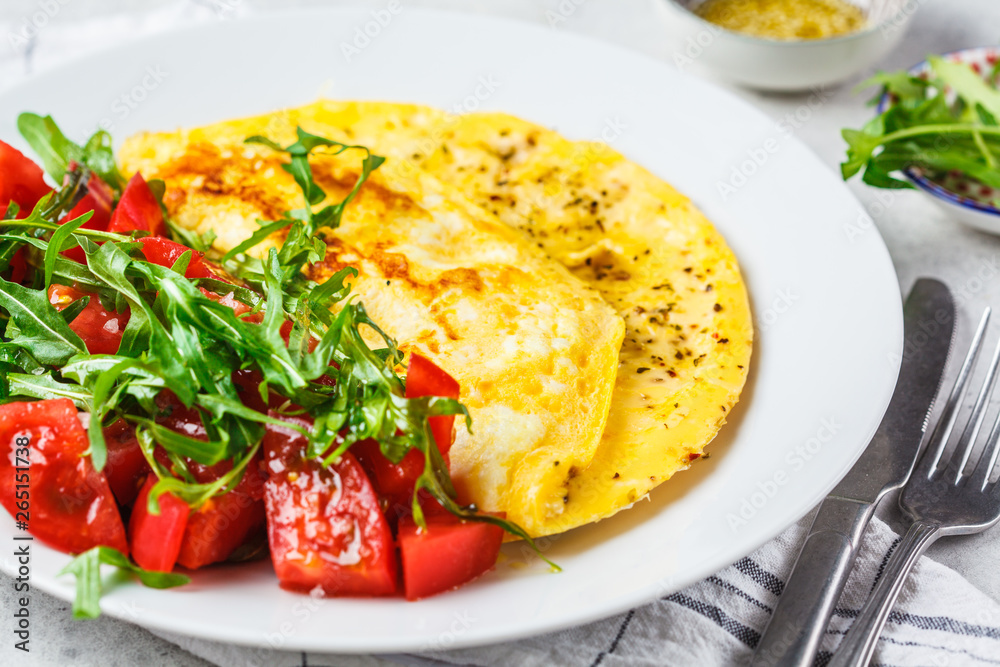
3 4 1000 666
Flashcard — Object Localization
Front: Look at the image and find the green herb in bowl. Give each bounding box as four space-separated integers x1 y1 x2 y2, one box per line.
841 48 1000 233
842 51 1000 190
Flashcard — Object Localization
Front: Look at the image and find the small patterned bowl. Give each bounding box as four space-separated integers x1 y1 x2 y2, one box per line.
879 46 1000 235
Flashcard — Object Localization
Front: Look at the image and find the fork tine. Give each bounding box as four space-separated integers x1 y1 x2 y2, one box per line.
918 308 991 479
970 407 1000 491
949 334 1000 484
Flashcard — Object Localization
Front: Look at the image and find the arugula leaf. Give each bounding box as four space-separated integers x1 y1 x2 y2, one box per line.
0 276 87 364
220 219 289 263
17 113 82 183
88 357 146 471
17 113 124 191
81 129 126 190
44 210 93 288
166 218 217 253
233 129 385 291
57 294 90 324
85 241 158 362
58 546 189 620
4 372 91 409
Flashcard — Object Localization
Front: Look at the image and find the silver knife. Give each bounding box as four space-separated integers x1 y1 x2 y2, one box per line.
750 278 955 667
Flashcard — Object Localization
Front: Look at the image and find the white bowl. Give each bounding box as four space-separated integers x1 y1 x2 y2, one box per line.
655 0 917 91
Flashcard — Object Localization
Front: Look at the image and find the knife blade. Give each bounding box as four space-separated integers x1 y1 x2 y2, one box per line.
750 277 955 667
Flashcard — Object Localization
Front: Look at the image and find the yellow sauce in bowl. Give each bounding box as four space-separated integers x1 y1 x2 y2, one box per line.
694 0 867 40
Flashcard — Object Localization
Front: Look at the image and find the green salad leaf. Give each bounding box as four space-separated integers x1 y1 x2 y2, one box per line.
59 546 190 620
17 113 125 190
0 274 87 365
842 55 1000 190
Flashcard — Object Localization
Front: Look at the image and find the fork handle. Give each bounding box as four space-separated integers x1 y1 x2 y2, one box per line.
828 520 941 667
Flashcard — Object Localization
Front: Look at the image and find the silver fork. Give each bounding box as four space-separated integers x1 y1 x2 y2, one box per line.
829 307 1000 667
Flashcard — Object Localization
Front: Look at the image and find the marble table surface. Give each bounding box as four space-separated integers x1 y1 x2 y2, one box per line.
1 0 998 664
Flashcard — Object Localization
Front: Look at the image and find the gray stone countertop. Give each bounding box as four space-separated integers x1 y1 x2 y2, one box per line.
0 0 997 664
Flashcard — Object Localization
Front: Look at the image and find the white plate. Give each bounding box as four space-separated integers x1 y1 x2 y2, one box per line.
0 7 903 653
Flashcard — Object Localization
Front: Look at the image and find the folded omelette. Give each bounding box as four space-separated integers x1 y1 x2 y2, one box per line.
119 115 625 537
119 100 752 538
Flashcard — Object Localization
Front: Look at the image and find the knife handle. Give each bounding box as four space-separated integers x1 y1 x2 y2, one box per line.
750 496 875 667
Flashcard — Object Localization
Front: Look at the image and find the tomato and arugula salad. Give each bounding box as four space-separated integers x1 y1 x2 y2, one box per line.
0 114 547 618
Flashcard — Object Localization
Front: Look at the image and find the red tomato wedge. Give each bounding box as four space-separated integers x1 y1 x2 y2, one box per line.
0 140 50 217
62 170 115 264
398 511 504 601
175 454 267 570
129 474 189 572
102 419 152 506
151 396 267 569
0 399 128 555
351 438 424 517
353 353 460 514
137 236 216 280
263 413 398 596
107 172 167 237
48 284 130 355
232 369 269 413
407 353 461 460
